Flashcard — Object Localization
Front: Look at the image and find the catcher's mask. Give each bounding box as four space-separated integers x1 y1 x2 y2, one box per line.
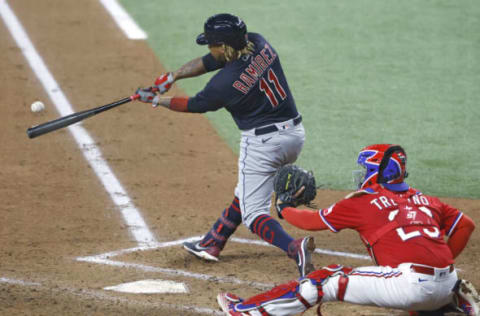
353 144 409 191
196 13 248 50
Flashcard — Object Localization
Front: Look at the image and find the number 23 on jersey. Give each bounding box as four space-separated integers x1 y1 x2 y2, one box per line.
388 205 441 241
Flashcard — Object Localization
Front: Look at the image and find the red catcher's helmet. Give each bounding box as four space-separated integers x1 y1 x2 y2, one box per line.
355 144 409 191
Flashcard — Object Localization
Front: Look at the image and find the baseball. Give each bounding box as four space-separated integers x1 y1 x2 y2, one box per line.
31 101 45 113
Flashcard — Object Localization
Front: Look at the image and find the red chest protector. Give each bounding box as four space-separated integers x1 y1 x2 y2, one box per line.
359 185 440 250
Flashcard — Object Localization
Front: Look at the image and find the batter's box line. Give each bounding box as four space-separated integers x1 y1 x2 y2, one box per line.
76 236 370 289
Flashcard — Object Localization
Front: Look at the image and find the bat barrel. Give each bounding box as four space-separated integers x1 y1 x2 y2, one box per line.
26 96 134 139
27 111 95 138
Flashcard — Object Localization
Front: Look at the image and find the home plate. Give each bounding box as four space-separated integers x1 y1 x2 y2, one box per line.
104 279 188 294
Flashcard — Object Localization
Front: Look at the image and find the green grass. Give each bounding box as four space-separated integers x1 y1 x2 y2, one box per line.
121 0 480 198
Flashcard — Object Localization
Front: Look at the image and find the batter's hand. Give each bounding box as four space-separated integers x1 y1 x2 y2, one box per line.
154 72 174 94
135 87 157 103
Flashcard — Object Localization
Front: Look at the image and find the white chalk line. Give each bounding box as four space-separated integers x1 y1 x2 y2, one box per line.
230 237 371 261
76 236 201 260
0 277 40 286
77 257 273 290
77 236 370 262
75 235 370 291
0 277 222 315
0 0 156 247
98 0 147 39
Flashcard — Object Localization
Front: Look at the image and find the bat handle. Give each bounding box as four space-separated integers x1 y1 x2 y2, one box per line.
130 86 159 101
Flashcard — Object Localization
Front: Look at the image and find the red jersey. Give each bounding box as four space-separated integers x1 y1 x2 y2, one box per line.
319 185 463 268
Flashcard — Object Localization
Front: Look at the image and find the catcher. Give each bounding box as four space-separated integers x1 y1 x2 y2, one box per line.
217 144 479 316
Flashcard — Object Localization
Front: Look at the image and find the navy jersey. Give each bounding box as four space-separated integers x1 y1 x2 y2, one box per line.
187 33 299 130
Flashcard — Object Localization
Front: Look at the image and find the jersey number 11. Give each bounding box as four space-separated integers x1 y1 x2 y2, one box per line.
260 69 287 107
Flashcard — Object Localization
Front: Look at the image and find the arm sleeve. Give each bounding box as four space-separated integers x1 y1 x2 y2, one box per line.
282 207 328 231
202 53 225 72
447 214 475 258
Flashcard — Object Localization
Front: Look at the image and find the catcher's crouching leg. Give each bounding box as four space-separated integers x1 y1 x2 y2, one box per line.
220 265 352 316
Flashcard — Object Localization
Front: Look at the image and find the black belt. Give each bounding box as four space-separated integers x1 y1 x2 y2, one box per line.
254 116 302 136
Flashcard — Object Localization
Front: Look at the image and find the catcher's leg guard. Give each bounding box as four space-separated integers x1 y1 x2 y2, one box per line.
200 196 242 249
309 265 352 301
231 278 320 316
313 264 353 305
229 265 352 316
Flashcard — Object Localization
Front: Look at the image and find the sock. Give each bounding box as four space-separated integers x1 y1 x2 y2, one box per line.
249 214 294 253
200 196 242 249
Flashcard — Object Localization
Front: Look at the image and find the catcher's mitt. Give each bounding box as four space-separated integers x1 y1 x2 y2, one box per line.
274 164 317 213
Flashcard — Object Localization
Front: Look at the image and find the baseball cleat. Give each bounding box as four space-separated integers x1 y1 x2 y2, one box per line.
183 240 220 262
288 236 316 277
454 279 480 316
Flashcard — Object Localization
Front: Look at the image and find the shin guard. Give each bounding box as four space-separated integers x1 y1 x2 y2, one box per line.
231 265 353 316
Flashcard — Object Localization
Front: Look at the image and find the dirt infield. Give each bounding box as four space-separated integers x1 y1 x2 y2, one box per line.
1 1 478 315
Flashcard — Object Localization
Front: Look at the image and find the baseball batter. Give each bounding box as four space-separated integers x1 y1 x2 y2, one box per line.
136 13 314 277
217 144 479 316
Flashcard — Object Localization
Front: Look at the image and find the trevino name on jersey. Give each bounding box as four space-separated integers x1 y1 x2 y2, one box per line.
319 185 463 268
187 33 299 130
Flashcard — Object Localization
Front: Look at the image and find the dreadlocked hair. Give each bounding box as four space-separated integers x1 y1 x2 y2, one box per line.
222 41 255 62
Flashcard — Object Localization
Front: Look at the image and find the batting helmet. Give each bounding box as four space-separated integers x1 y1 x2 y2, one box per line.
354 144 409 191
196 13 247 50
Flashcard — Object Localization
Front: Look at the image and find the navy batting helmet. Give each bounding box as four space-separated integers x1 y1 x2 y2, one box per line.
196 13 247 50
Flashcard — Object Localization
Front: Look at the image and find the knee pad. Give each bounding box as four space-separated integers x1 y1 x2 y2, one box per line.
309 264 352 301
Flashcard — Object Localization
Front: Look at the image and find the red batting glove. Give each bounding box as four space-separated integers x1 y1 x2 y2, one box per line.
154 72 174 94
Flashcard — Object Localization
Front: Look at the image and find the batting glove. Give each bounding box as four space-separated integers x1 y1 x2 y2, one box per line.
135 87 156 103
154 72 174 94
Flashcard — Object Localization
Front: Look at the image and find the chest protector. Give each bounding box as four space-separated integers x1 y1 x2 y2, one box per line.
359 186 439 249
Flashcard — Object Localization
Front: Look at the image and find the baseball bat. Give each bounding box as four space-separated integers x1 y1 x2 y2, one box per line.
26 93 141 139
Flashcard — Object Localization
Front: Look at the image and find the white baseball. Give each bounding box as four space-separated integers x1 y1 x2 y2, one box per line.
31 101 45 113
